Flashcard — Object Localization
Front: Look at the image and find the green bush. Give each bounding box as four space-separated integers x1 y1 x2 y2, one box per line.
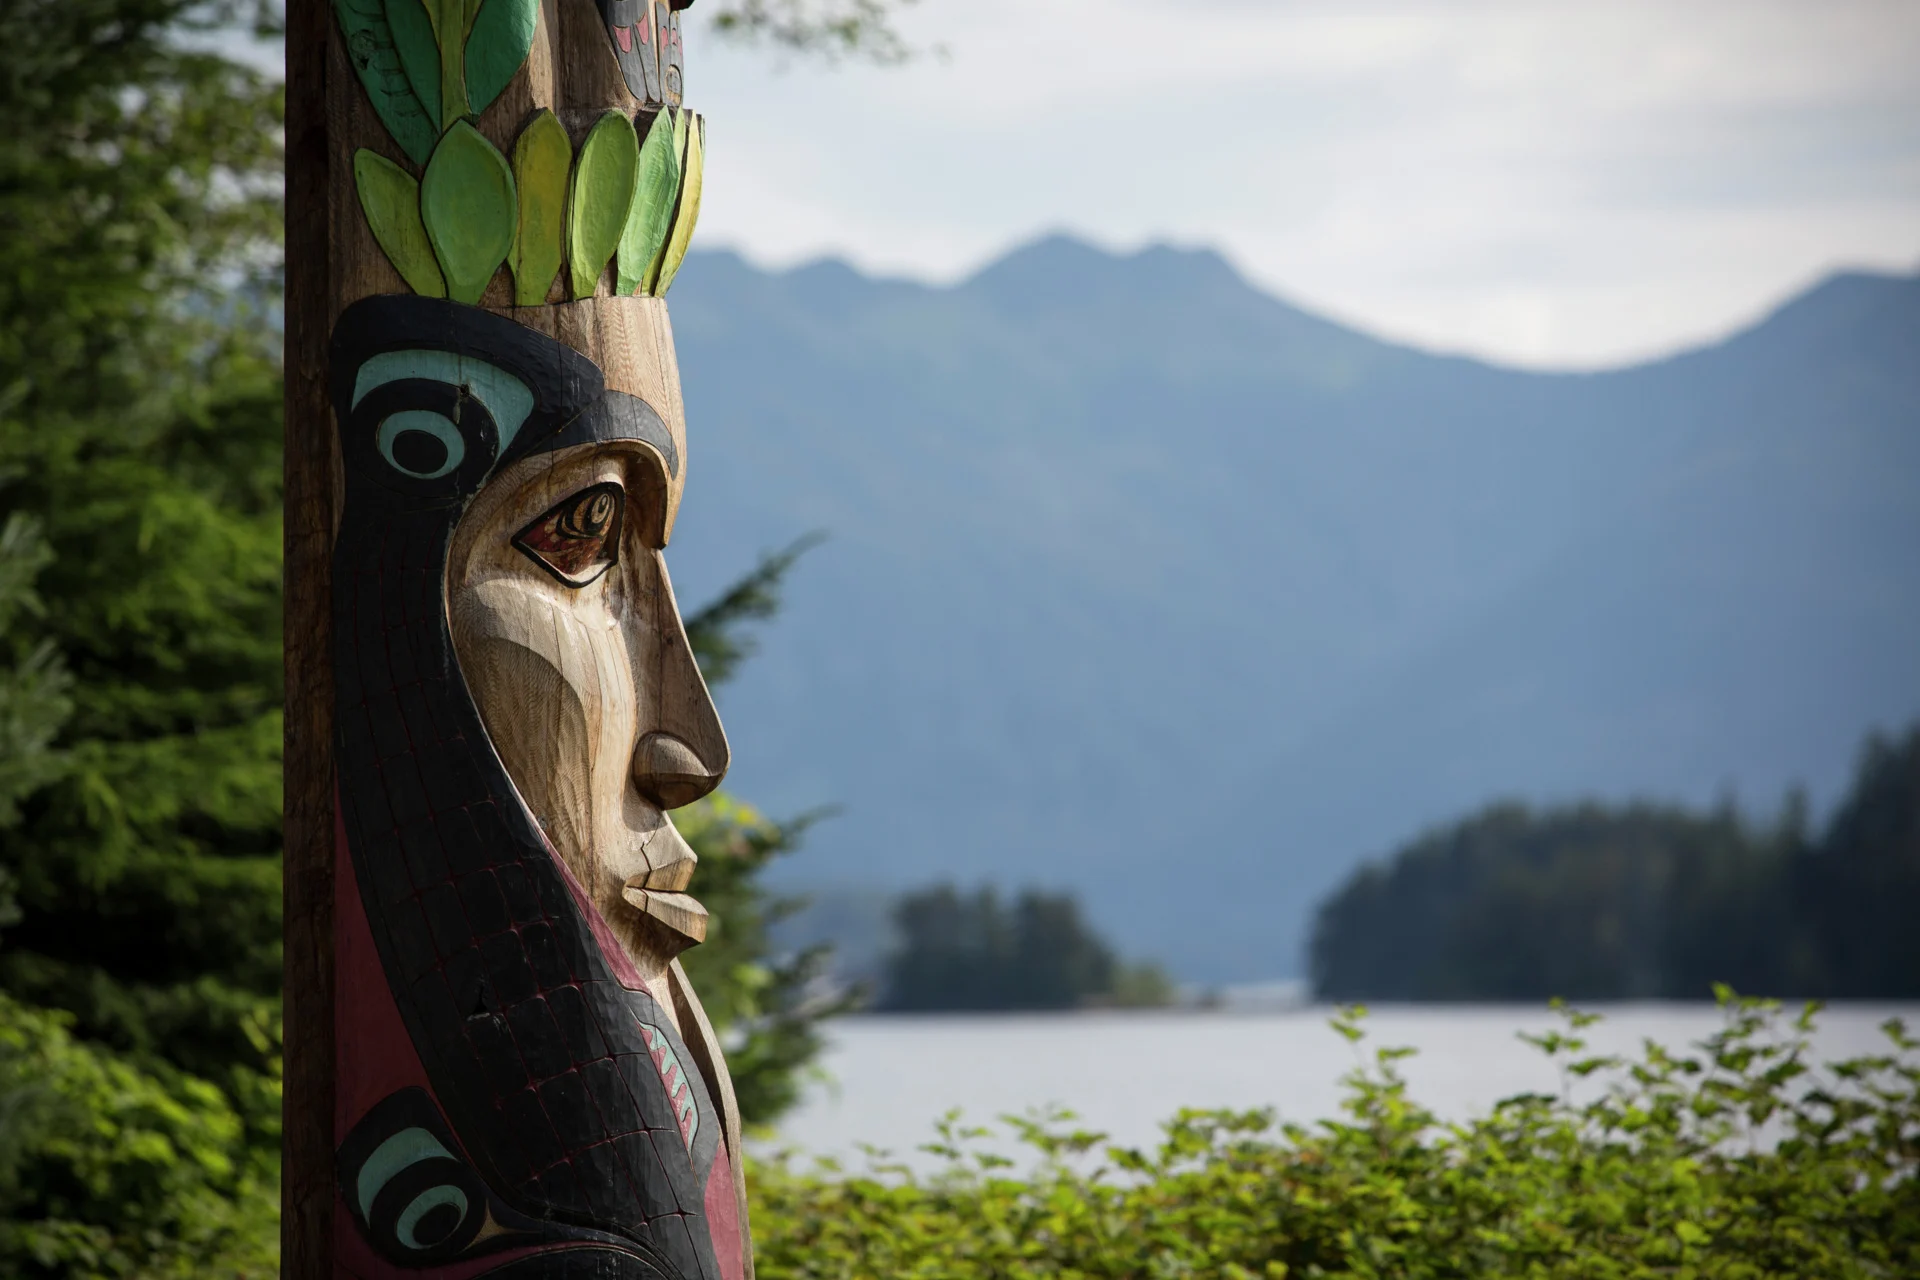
0 993 277 1278
749 994 1920 1278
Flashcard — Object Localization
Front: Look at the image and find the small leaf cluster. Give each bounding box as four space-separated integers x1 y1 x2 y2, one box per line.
749 995 1920 1279
338 0 704 304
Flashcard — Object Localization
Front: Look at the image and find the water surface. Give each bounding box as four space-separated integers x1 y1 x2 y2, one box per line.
766 1003 1918 1172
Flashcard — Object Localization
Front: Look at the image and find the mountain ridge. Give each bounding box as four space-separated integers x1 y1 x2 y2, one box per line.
664 236 1920 981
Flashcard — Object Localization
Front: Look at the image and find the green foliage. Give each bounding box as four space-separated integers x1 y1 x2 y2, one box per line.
0 9 282 1275
880 884 1175 1012
1312 726 1920 1001
0 0 285 1163
684 533 823 690
678 537 854 1127
751 995 1920 1278
0 992 277 1278
675 795 851 1127
0 516 72 841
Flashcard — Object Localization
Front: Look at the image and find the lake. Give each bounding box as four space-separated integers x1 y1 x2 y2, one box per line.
763 1003 1920 1172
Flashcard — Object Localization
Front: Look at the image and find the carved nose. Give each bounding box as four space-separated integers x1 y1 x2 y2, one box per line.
632 731 722 809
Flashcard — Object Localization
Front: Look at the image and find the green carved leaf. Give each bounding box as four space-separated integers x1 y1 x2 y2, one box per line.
334 0 437 163
382 0 442 134
568 111 640 301
354 150 447 297
510 110 571 307
420 121 518 304
654 112 704 296
619 109 680 297
466 0 540 117
639 109 683 294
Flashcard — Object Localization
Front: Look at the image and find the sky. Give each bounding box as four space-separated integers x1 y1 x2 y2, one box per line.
682 0 1920 368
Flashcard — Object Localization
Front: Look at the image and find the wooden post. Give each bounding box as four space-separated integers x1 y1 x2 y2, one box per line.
284 2 747 1276
283 0 338 1270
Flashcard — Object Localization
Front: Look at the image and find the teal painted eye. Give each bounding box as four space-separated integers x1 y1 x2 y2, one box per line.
353 1125 484 1260
396 1184 470 1250
353 349 534 451
377 411 466 478
356 1127 453 1218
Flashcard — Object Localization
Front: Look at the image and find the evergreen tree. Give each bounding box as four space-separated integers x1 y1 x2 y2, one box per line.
0 0 286 1132
880 883 1172 1011
0 2 284 1270
674 536 855 1126
1310 725 1920 1002
0 3 855 1269
0 515 72 871
1799 725 1920 995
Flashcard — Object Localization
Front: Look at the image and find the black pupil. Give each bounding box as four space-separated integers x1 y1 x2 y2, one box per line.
561 489 615 538
392 430 448 475
413 1201 462 1246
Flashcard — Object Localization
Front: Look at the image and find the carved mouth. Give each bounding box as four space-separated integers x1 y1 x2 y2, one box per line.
621 830 704 942
622 886 708 943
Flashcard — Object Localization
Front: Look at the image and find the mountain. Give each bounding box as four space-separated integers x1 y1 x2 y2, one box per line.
661 236 1920 983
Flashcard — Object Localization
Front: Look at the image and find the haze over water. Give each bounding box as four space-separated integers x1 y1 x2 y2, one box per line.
766 1005 1920 1172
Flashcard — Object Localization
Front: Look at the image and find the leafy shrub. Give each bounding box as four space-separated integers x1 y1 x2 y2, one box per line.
750 993 1920 1278
0 993 277 1278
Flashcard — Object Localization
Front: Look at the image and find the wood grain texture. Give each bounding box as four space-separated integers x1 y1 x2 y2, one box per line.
660 5 683 105
445 430 726 966
499 296 689 537
283 1 338 1275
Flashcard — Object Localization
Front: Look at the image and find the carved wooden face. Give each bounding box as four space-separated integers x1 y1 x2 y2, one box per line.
448 432 727 977
328 297 746 1280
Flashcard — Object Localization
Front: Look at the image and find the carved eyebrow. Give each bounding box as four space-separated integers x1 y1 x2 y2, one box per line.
352 350 536 451
534 390 679 479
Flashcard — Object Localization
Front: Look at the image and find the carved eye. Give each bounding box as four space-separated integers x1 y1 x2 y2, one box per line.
353 1127 486 1263
513 482 624 586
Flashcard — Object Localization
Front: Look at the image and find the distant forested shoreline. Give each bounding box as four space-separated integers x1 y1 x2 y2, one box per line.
850 722 1920 1011
1310 722 1920 1001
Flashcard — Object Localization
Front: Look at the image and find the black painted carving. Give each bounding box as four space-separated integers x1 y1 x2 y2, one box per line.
552 390 680 479
330 294 724 1279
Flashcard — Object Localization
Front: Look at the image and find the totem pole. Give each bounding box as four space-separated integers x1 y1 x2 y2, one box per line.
285 1 748 1276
